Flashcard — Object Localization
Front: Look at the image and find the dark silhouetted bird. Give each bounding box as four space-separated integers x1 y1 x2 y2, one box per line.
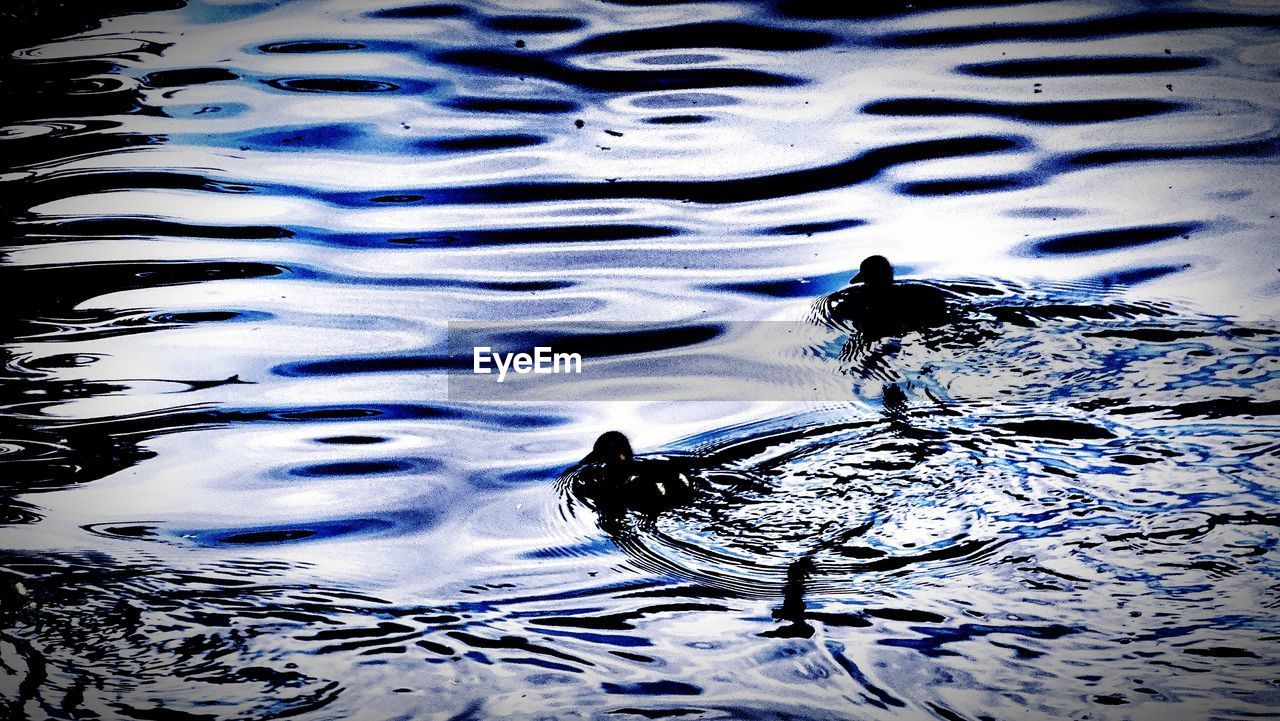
566 431 696 517
828 255 953 337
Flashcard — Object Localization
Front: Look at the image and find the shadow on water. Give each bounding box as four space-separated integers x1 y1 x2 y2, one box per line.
760 555 817 639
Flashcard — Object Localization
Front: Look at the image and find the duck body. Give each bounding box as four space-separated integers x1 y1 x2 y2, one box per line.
828 255 953 337
567 432 697 517
830 282 952 333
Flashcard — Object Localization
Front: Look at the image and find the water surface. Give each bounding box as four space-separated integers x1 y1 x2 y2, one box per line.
2 1 1279 719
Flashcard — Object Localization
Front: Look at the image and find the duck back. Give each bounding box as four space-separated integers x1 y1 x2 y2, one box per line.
831 282 952 336
569 455 695 517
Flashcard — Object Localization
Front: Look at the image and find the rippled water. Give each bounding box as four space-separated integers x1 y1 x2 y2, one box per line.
3 1 1279 719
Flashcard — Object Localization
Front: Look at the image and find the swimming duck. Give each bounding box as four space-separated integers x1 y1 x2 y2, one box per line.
828 255 952 337
566 431 696 517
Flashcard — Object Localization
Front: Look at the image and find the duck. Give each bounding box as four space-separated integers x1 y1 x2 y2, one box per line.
828 255 953 337
566 431 696 517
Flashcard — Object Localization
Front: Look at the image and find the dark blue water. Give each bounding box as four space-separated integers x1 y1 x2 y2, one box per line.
2 1 1279 719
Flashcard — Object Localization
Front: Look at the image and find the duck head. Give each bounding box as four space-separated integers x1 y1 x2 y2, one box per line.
581 431 634 465
850 255 894 290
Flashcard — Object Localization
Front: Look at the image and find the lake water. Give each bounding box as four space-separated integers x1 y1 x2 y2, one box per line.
2 1 1279 719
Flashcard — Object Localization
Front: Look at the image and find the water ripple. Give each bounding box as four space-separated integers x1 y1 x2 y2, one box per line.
3 0 1279 718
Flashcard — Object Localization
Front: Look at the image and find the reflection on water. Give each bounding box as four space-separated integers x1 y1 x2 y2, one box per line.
2 0 1279 718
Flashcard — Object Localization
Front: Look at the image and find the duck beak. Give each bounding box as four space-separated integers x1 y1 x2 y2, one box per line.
850 271 864 284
